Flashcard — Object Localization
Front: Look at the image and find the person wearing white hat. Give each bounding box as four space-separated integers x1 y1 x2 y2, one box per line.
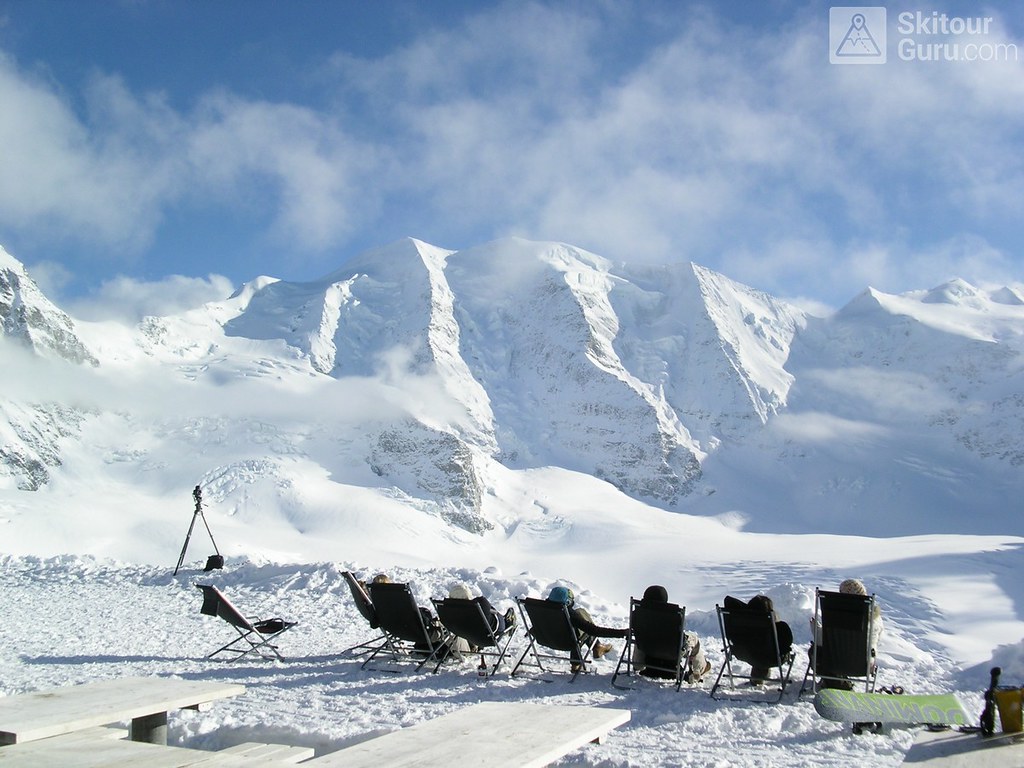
838 578 883 657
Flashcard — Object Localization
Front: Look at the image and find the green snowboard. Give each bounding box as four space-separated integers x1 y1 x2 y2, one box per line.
814 689 970 726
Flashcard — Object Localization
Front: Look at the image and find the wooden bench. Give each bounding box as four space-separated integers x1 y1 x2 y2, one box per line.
0 676 245 746
305 701 631 767
0 685 629 768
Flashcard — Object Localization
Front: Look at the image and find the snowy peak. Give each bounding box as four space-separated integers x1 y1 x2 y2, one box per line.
921 277 989 307
0 246 97 366
990 286 1024 306
836 279 1024 345
447 239 704 503
608 261 804 447
173 237 811 508
1 239 1021 539
224 238 457 376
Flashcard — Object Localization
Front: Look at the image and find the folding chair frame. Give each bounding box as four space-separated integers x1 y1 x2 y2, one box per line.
431 597 517 677
612 597 688 691
361 582 457 674
196 584 297 662
341 571 389 658
510 596 594 682
801 588 879 694
710 601 795 702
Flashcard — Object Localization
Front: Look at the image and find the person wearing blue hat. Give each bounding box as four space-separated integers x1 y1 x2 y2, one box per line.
546 585 626 659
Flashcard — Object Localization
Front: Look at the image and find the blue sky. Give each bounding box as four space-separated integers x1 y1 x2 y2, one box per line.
0 1 1022 320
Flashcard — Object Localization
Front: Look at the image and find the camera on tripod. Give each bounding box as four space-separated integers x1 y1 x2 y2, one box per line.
173 484 224 575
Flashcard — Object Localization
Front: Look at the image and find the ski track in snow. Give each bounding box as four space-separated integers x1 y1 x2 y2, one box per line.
3 555 1020 767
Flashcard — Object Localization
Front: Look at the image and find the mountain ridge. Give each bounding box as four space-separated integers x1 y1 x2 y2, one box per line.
1 238 1022 550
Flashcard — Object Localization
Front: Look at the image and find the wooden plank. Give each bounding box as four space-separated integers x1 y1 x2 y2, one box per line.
219 741 315 763
0 677 245 745
902 727 1024 766
0 732 232 767
306 701 631 768
0 730 296 767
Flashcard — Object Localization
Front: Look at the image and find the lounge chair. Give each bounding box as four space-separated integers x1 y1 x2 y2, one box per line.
363 581 455 673
510 597 592 682
341 571 389 657
432 596 517 676
710 596 795 701
612 596 688 690
195 583 297 661
802 588 879 693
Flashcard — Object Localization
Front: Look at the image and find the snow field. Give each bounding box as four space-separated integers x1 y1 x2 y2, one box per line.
3 554 1019 767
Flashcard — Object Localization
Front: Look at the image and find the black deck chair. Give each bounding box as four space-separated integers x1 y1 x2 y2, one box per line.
612 597 688 690
362 581 456 673
195 583 297 661
510 596 593 682
341 571 388 657
432 597 517 677
710 597 795 701
802 588 879 693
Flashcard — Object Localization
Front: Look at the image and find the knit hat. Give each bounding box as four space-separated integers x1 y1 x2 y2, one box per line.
448 582 473 600
547 586 574 605
748 594 774 613
839 578 867 596
642 585 669 604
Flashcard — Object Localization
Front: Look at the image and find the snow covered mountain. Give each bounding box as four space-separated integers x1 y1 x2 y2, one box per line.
0 238 1022 560
0 248 97 490
0 247 96 366
213 238 805 507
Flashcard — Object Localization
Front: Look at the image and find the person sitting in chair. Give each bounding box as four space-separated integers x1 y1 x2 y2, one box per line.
723 593 793 686
373 573 468 657
839 579 883 657
546 585 626 659
634 585 712 683
448 582 517 635
809 578 883 689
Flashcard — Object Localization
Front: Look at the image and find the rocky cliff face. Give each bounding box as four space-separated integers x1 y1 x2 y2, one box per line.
0 247 97 366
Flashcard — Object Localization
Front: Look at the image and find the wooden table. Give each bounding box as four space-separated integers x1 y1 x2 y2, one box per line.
306 701 632 767
0 677 245 746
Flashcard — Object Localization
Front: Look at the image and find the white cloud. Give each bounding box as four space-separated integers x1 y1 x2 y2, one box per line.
323 5 1023 304
0 58 178 250
0 55 375 259
186 94 379 251
67 273 235 322
771 411 888 443
0 3 1021 306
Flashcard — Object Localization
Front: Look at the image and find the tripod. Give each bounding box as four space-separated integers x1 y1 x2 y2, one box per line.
173 485 223 575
